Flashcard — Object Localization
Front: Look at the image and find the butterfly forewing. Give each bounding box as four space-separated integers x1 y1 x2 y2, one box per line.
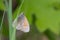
13 12 30 32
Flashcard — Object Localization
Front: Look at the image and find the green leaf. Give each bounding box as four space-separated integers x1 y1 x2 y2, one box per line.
14 0 60 35
0 0 6 10
21 0 60 35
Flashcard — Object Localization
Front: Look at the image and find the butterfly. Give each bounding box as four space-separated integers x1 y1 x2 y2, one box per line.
12 12 30 32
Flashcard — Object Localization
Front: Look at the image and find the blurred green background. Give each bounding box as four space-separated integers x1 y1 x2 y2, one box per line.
0 0 60 40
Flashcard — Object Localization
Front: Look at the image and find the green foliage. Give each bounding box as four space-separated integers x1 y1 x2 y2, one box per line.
14 0 60 35
0 0 6 10
2 23 9 36
44 29 56 40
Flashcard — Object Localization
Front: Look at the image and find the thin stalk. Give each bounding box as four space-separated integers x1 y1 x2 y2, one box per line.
0 11 5 40
0 11 5 30
13 0 24 19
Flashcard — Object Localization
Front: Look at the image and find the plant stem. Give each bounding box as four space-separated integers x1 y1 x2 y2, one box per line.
7 0 13 40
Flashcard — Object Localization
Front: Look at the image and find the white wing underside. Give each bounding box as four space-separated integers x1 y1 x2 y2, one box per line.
13 13 30 32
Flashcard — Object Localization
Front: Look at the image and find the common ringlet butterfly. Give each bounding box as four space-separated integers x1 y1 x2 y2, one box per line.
13 12 30 32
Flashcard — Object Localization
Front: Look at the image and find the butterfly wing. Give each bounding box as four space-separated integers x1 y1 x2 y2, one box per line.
13 13 30 32
20 16 30 32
